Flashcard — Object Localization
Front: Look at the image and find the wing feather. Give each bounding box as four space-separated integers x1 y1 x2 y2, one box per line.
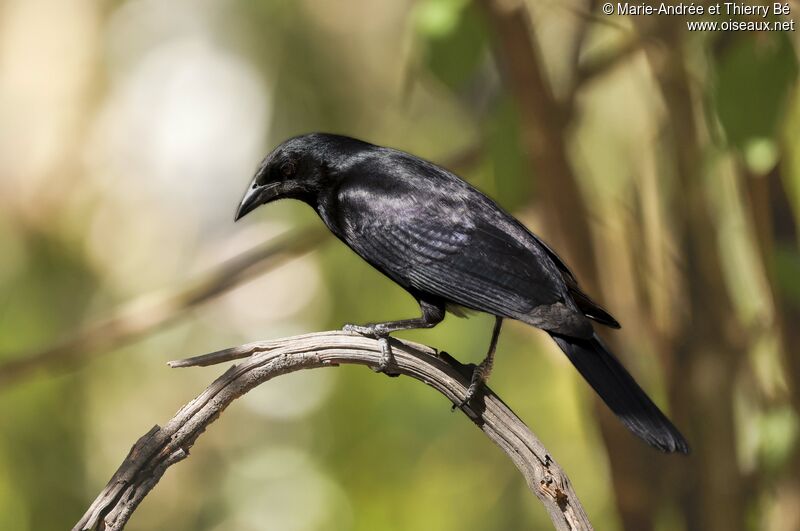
328 150 593 336
341 186 562 321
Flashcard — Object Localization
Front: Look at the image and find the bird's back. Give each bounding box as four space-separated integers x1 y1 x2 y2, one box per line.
316 146 595 338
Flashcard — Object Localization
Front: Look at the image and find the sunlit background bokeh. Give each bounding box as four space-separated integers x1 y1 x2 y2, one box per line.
1 1 799 530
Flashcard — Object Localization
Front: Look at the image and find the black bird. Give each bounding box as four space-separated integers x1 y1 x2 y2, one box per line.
236 133 689 454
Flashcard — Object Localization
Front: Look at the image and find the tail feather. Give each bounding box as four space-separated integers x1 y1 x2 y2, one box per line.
569 287 620 329
550 332 689 454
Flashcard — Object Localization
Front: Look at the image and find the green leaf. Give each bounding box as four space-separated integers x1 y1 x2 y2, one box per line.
413 0 487 91
712 33 798 147
774 242 800 305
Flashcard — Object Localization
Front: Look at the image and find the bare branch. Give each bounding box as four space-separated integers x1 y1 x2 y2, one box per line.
74 331 593 531
0 227 327 387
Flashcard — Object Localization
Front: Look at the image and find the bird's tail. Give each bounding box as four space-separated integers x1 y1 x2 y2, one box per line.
549 332 689 454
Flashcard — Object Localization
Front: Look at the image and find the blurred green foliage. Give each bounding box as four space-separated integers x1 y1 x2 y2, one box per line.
414 0 487 91
713 32 797 148
0 234 97 528
775 244 800 303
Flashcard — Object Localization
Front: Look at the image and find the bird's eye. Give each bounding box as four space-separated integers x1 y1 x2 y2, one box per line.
281 161 296 177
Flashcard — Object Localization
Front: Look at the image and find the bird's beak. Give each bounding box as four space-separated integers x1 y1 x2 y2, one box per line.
235 183 280 221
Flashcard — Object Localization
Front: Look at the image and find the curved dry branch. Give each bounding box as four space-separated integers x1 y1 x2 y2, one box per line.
74 331 593 531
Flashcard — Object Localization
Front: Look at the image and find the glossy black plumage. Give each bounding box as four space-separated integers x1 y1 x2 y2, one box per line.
237 133 689 454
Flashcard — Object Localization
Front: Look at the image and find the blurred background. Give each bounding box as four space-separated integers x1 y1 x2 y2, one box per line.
1 0 799 529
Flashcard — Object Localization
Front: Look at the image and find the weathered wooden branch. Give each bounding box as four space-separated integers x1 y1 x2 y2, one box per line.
74 331 593 531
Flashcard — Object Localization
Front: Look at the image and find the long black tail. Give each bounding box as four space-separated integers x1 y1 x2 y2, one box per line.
550 332 690 454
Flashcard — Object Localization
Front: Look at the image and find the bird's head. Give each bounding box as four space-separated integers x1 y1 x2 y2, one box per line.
235 134 337 221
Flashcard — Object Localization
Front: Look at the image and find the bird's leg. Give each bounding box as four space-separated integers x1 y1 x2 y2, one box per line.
455 317 503 409
343 300 445 375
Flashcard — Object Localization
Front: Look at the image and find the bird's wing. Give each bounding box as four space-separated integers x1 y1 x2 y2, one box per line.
336 171 590 335
527 233 621 328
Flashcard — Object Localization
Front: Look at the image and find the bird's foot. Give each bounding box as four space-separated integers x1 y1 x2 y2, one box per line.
343 324 399 377
342 323 386 338
452 358 493 410
373 337 400 377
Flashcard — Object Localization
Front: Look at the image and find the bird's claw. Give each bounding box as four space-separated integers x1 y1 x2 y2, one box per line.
343 325 399 376
452 388 478 411
452 360 490 410
372 337 400 377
